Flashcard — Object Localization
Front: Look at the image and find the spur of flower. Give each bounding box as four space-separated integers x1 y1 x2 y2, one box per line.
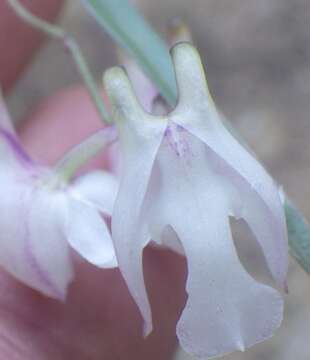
104 43 288 358
0 92 118 300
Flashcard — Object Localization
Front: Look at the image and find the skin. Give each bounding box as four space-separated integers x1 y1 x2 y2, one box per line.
0 2 186 359
0 0 64 91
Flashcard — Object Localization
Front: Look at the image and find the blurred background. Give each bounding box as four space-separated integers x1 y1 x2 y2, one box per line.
5 0 310 359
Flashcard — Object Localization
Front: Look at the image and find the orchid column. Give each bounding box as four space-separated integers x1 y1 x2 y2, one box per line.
104 43 288 359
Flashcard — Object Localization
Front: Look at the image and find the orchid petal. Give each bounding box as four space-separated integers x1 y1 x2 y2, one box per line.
170 43 288 289
72 170 118 215
65 198 117 268
104 66 168 334
0 181 35 289
0 182 74 300
151 129 283 358
26 189 74 299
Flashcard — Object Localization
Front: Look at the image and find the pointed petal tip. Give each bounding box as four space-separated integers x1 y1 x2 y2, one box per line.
29 274 71 303
66 198 118 270
99 256 118 269
32 259 74 303
48 286 67 302
142 319 153 338
90 248 118 269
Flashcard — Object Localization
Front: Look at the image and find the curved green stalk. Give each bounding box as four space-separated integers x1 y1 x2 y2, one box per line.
7 0 111 124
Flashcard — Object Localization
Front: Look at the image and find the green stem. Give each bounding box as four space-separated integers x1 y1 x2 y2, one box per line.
7 0 111 124
54 127 117 182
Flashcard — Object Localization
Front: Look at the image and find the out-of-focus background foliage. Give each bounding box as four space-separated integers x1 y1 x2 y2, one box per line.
7 1 310 359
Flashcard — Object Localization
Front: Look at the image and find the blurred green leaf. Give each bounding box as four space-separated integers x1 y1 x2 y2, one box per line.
82 0 177 106
285 200 310 273
83 0 310 276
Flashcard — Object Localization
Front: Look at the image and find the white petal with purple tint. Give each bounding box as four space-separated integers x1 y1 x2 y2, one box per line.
104 66 167 334
26 189 74 299
0 180 74 299
104 43 288 359
65 196 117 268
0 94 118 299
152 129 283 358
72 170 118 215
170 44 288 289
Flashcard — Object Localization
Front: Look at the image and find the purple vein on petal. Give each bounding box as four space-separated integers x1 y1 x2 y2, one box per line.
0 128 33 166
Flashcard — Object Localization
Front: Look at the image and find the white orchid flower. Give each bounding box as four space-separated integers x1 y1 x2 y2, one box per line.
103 43 288 359
0 93 118 300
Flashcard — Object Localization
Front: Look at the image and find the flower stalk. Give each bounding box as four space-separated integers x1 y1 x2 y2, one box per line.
54 126 117 182
6 0 111 124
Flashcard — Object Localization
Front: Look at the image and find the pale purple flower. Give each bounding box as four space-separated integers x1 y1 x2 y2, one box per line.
103 43 288 358
0 93 118 300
